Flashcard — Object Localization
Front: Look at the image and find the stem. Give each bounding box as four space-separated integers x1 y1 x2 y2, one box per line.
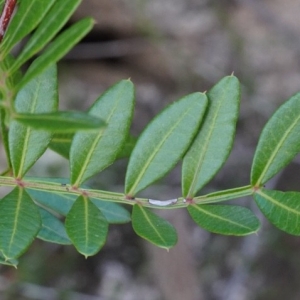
0 0 17 42
193 185 254 204
0 175 254 209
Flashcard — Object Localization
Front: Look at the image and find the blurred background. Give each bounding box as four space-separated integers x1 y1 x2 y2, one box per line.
1 0 300 299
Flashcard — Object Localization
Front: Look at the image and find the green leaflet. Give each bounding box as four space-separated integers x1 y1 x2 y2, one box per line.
188 204 260 235
0 0 56 55
70 80 135 186
90 199 131 224
49 133 136 160
65 196 108 257
0 54 21 96
251 93 300 186
117 135 137 159
27 188 131 224
37 208 71 245
27 188 74 216
125 92 208 196
182 75 240 198
0 253 18 267
14 111 106 132
49 133 74 159
9 64 58 178
0 187 41 259
132 204 177 249
254 189 300 235
18 17 94 89
11 0 82 72
0 108 11 169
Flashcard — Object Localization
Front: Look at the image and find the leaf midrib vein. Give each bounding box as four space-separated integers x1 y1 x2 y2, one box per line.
256 114 300 185
192 205 252 230
17 79 41 178
84 197 89 251
140 206 167 245
258 190 300 215
7 188 22 256
128 104 196 195
73 88 123 186
187 86 229 197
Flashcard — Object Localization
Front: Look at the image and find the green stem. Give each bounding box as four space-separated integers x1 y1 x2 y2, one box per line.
193 185 254 204
0 175 254 209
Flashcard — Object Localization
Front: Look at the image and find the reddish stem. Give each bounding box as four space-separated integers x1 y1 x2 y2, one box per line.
0 0 17 42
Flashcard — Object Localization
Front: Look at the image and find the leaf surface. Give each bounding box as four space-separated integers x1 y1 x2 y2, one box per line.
125 92 208 196
70 80 135 186
65 196 108 257
188 204 260 235
11 0 82 72
117 135 137 159
37 208 71 245
254 189 300 235
132 204 177 249
50 133 137 160
182 76 240 197
0 108 11 168
0 0 56 55
0 253 18 267
18 17 94 89
27 188 73 216
9 64 58 177
91 199 131 224
27 188 130 224
49 133 73 159
251 93 300 186
14 111 105 132
0 187 41 259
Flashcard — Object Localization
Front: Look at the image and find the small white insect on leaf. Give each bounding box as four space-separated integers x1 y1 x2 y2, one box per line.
148 198 178 206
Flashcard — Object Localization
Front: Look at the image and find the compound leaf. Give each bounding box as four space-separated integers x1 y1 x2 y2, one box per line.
9 64 58 178
0 187 41 259
254 189 300 235
70 80 135 186
132 204 177 249
188 204 260 235
251 93 300 186
65 196 108 257
182 75 240 198
125 92 208 196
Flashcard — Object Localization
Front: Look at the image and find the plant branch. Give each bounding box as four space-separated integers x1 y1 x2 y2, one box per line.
0 0 16 42
0 175 254 209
